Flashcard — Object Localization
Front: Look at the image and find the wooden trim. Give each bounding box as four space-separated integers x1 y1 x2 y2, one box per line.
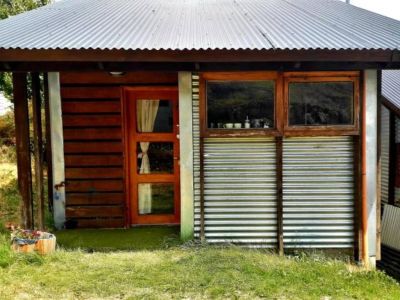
283 75 360 136
0 48 396 63
48 72 66 229
283 71 360 78
276 136 284 255
376 70 382 261
122 86 180 225
353 135 362 261
13 72 34 229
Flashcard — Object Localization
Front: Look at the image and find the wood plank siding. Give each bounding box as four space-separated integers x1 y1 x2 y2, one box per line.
60 71 178 228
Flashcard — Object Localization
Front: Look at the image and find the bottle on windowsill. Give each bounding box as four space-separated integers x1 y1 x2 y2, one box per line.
244 116 250 129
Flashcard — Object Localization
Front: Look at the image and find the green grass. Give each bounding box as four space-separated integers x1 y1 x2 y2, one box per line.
56 227 181 251
0 238 399 300
0 163 20 227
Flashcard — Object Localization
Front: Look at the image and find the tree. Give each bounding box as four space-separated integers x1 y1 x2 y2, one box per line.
0 0 51 100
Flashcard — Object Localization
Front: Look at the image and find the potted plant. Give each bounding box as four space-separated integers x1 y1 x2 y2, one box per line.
10 227 56 255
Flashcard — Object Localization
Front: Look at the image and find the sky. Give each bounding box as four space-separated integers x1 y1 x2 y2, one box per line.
341 0 400 20
1 0 400 115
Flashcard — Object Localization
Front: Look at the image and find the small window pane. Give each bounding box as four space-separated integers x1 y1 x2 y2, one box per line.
138 183 174 215
137 99 173 133
289 82 354 126
137 142 173 174
207 81 275 129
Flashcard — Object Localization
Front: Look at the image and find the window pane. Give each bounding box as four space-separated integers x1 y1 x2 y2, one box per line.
137 99 173 133
138 183 174 215
137 142 173 174
289 82 354 126
207 81 275 129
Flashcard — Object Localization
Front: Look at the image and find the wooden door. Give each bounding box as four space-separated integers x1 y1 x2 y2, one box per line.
123 87 180 225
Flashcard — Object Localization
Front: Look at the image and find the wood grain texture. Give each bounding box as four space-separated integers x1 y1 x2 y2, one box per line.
61 87 120 99
63 115 121 127
62 101 121 113
66 193 125 205
66 180 124 192
63 128 122 140
65 168 123 179
65 155 123 167
66 206 124 218
64 142 123 153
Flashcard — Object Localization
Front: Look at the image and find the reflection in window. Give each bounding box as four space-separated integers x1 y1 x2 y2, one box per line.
138 183 174 215
207 81 275 129
289 82 354 126
137 142 173 174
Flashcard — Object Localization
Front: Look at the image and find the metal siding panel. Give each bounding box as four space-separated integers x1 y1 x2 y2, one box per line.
1 0 400 51
382 204 400 251
382 70 400 111
381 105 390 204
192 74 201 238
283 136 355 248
201 137 277 247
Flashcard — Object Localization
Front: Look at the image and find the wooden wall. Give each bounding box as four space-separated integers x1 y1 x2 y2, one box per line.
60 71 178 228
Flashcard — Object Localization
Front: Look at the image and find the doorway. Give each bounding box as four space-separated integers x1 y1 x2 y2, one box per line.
123 87 180 225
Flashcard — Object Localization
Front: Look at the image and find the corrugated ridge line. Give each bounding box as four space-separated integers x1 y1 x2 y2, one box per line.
283 136 355 249
381 106 390 204
382 204 400 251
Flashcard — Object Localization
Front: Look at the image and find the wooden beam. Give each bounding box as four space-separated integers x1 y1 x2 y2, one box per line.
32 72 45 230
376 69 382 261
12 72 33 229
48 72 66 229
0 49 397 63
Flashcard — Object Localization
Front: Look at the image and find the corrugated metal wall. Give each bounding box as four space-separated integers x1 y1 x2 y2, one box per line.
282 136 355 248
381 105 390 205
382 204 400 251
193 74 202 238
201 138 277 247
192 74 356 249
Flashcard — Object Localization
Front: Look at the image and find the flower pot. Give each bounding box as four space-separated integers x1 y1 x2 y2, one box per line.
11 231 56 255
35 234 56 255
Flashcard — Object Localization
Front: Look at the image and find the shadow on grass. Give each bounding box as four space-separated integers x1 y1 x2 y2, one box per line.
56 226 182 252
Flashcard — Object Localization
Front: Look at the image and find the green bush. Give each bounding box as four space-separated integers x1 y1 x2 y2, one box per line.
0 111 15 142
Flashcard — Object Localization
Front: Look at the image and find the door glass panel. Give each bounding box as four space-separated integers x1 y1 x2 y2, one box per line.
138 183 174 215
136 99 173 133
136 142 173 174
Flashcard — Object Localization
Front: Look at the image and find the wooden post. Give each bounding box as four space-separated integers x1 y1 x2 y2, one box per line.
44 73 53 213
12 73 33 229
32 73 45 230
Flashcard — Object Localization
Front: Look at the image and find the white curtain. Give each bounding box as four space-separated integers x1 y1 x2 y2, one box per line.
137 99 160 214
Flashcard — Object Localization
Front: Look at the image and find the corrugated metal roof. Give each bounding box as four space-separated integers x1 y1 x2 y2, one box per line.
0 0 399 51
382 70 400 110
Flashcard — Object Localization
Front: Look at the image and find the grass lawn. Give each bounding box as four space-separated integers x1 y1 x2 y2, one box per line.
1 152 400 299
1 238 400 300
56 227 181 251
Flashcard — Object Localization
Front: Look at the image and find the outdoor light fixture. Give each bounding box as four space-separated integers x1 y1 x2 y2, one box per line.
109 71 126 77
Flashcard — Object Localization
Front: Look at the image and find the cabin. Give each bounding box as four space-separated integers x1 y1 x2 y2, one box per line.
1 0 400 267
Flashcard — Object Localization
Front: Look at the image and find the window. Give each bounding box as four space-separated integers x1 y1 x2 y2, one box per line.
206 80 275 130
288 81 354 126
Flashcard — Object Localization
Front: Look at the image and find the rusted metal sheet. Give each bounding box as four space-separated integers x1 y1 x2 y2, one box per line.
283 136 355 248
0 0 400 51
